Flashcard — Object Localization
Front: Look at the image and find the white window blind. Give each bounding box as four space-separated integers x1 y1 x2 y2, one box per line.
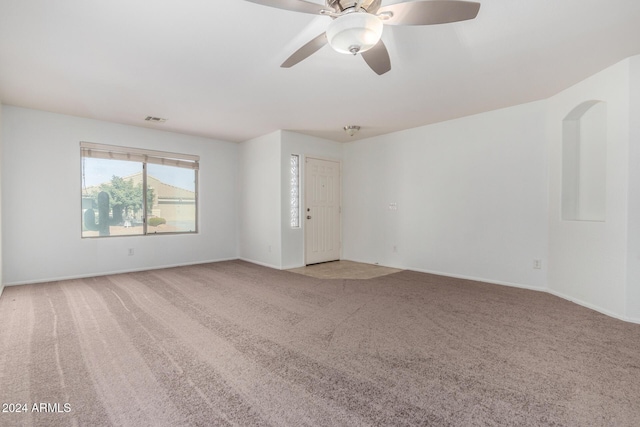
80 142 199 170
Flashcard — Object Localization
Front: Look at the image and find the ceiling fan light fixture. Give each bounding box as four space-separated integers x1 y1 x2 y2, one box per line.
326 12 383 55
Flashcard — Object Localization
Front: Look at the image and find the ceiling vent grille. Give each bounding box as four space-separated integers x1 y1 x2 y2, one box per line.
144 116 167 123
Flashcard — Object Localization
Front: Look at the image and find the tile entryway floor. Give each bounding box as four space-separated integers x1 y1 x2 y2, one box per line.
287 260 402 280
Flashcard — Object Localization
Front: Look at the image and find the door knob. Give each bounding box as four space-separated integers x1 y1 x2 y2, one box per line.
307 215 312 219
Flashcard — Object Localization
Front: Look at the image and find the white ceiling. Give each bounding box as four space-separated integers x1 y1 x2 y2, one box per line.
1 0 640 143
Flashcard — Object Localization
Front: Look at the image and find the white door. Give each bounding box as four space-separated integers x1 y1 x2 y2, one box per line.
305 157 341 265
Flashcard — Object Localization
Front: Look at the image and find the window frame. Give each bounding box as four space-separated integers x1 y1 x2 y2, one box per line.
80 141 199 238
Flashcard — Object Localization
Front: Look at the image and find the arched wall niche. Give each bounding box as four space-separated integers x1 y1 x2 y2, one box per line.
562 100 607 221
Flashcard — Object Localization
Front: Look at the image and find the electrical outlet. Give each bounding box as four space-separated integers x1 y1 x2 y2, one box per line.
128 248 134 256
533 259 542 269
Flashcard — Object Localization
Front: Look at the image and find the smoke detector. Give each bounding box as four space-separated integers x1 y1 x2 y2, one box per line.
344 125 360 137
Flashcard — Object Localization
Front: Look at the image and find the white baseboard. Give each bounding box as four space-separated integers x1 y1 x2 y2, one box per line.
342 258 640 324
546 288 640 324
342 258 545 292
408 266 546 292
238 257 282 270
5 256 640 326
3 257 240 287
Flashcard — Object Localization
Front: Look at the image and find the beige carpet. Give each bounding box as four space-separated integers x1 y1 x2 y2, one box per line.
1 260 640 426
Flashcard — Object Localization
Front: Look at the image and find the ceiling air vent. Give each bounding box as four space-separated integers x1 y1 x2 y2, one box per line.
144 116 167 123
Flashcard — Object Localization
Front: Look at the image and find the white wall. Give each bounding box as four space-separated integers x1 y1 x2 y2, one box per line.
1 106 239 285
3 58 640 325
343 101 549 289
238 131 282 268
341 56 640 321
0 102 3 296
561 101 608 222
547 59 630 318
280 131 342 269
626 56 640 321
238 130 342 269
576 102 607 221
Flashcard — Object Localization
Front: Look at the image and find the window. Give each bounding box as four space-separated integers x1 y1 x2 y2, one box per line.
81 142 198 237
290 154 300 228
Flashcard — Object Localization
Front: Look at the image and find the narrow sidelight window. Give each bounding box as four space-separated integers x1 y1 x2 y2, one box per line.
290 154 300 228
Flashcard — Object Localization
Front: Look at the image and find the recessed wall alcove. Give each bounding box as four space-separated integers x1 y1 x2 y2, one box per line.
562 100 607 221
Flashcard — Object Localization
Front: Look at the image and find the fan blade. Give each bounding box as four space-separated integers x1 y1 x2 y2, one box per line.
281 33 328 68
378 0 480 26
244 0 327 15
361 40 391 75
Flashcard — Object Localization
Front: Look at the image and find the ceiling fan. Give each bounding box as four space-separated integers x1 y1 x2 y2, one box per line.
244 0 481 75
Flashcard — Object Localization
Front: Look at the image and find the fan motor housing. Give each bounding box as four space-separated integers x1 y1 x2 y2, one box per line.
326 0 382 14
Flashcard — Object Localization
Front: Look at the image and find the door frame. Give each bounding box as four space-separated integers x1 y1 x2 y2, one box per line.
303 155 343 265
